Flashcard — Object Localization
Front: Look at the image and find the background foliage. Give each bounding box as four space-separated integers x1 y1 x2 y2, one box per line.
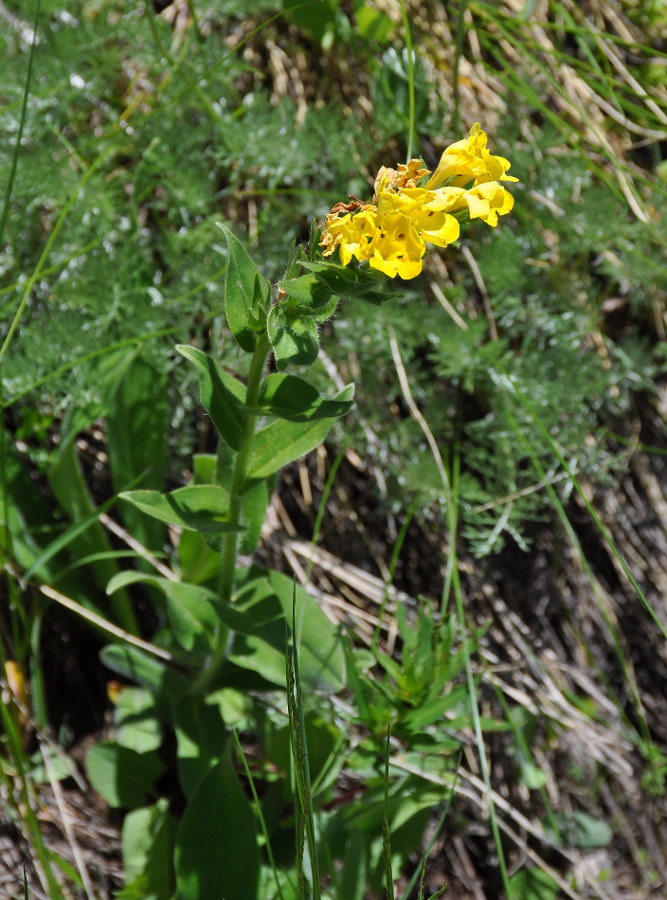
1 0 666 898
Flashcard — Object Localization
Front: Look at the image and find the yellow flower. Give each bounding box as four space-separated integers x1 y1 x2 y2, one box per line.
378 183 460 242
321 205 377 265
430 182 514 227
425 122 518 189
319 123 517 280
367 210 425 280
460 181 515 227
412 202 461 247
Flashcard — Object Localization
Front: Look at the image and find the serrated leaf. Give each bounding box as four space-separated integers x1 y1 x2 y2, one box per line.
120 485 239 534
175 346 246 451
218 223 270 352
266 305 319 370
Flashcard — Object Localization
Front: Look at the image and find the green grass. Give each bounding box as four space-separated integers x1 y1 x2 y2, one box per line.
1 1 666 898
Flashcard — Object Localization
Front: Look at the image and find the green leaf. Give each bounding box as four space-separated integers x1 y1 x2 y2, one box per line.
572 811 614 848
247 416 337 479
174 750 260 900
310 292 339 322
268 714 344 797
120 485 239 534
267 304 320 370
238 479 269 556
192 453 217 484
107 572 220 655
100 644 190 700
175 346 247 451
121 800 176 900
115 688 162 754
173 698 228 797
178 529 221 585
303 259 388 303
518 756 548 790
219 223 270 352
507 867 560 900
403 696 467 733
355 4 395 43
166 585 220 655
259 372 319 413
549 811 613 849
278 273 332 309
48 430 135 629
225 570 345 691
256 373 354 422
284 0 338 46
85 742 164 809
106 351 167 548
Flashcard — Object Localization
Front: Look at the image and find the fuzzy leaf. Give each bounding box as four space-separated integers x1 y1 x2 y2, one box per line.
303 259 388 303
278 273 332 309
266 305 319 370
176 346 246 451
219 223 270 352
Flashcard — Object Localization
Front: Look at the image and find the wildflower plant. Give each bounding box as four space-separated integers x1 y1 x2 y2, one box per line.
79 123 517 900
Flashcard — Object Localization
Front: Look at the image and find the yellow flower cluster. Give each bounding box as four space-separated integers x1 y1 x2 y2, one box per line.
320 123 517 280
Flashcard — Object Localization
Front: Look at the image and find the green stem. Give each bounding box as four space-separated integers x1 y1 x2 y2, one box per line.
191 333 270 695
219 332 270 602
399 0 415 161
